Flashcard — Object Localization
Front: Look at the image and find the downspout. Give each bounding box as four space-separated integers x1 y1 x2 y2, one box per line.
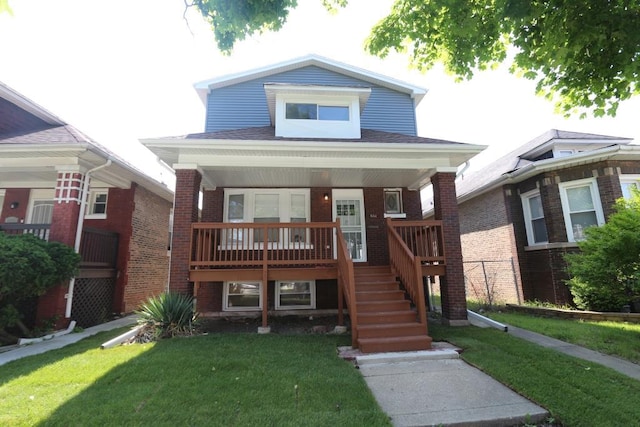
456 161 470 178
65 159 112 318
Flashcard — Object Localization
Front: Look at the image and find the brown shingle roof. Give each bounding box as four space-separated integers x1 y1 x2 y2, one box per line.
177 126 466 145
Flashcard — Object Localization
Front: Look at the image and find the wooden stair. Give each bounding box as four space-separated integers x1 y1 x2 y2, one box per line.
354 266 432 353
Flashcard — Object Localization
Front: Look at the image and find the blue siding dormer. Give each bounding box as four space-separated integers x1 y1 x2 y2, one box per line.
204 66 418 136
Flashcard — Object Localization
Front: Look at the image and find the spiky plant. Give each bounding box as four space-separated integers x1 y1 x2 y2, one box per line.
136 292 198 338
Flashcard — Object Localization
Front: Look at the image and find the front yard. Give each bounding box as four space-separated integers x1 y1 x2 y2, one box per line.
0 331 390 426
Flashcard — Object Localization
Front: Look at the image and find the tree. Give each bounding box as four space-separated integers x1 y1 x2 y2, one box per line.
189 0 640 118
0 233 80 344
565 189 640 312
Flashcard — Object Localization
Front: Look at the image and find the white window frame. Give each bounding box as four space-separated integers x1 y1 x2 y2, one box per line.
620 174 640 200
223 189 311 248
275 280 316 310
223 281 263 311
521 189 548 245
275 94 361 138
85 189 108 219
0 189 5 218
383 188 406 218
558 178 605 242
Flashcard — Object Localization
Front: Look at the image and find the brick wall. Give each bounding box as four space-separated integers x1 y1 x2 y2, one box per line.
458 187 523 304
0 188 30 223
170 169 202 294
121 185 171 312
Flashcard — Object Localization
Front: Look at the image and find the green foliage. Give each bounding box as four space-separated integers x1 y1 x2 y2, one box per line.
0 0 12 15
191 0 299 54
136 292 198 337
566 190 640 311
0 233 80 332
365 0 640 118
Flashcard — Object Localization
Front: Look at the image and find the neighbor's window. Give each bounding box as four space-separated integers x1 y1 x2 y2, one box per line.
620 175 640 200
521 190 548 245
559 179 605 242
87 190 108 218
224 282 262 311
275 281 315 310
285 103 349 121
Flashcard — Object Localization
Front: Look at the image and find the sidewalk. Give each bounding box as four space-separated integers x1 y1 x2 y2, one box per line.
0 315 137 367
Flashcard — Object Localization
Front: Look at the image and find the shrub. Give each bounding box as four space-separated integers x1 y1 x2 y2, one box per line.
0 233 80 344
136 292 198 338
565 189 640 311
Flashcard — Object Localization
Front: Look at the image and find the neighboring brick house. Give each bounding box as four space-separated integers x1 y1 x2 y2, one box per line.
441 129 640 306
143 55 484 353
0 82 174 329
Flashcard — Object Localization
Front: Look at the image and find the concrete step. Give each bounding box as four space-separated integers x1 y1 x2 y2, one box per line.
358 310 417 324
358 335 433 354
356 290 406 302
358 322 427 339
357 300 411 313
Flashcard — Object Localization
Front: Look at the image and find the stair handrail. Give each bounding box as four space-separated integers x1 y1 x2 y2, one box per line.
386 218 427 327
336 222 358 348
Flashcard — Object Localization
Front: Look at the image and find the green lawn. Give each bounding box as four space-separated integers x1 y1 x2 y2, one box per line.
430 321 640 426
485 310 640 364
0 330 390 426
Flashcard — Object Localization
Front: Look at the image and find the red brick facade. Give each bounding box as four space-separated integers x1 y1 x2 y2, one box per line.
431 173 468 322
459 160 640 306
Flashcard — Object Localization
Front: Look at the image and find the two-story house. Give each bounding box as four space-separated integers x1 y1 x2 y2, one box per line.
143 55 484 352
0 82 174 332
450 129 640 306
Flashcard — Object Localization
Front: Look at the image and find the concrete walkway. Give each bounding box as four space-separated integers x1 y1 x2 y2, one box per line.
0 315 137 367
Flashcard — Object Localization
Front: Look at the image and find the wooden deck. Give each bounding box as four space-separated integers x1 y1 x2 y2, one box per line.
188 219 447 351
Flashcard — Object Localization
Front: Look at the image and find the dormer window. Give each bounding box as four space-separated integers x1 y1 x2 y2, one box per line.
285 103 349 121
264 84 370 139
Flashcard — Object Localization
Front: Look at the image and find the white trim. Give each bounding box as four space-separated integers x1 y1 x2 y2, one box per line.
275 280 316 310
85 189 108 219
223 281 262 311
521 189 548 246
558 178 605 242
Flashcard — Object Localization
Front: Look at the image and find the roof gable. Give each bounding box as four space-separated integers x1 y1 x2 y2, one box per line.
194 54 427 106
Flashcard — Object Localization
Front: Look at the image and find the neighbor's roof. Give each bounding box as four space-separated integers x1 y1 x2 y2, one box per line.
456 129 634 201
0 82 173 201
193 54 428 106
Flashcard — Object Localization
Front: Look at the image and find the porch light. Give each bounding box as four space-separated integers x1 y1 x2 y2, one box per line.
10 202 19 209
323 193 329 201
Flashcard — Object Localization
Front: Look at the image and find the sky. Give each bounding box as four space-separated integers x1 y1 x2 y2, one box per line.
1 0 639 185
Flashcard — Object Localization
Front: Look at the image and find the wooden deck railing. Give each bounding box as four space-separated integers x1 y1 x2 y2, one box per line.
79 227 119 268
0 223 51 240
336 223 358 348
190 222 337 269
386 219 446 329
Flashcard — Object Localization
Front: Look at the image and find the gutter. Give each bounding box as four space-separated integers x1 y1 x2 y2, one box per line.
65 159 112 318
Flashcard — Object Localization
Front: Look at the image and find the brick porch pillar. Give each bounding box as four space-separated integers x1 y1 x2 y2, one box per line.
432 171 468 325
170 167 202 294
37 170 84 327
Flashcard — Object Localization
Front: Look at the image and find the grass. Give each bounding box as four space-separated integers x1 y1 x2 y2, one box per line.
0 329 390 426
430 322 640 427
484 310 640 364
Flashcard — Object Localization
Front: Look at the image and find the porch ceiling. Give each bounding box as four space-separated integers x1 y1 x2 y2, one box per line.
145 138 485 190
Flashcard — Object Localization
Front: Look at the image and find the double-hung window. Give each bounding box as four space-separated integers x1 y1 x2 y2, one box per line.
521 190 548 245
559 179 605 241
86 190 108 219
224 282 262 311
275 281 315 310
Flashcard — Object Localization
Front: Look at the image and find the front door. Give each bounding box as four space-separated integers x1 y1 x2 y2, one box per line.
332 189 367 262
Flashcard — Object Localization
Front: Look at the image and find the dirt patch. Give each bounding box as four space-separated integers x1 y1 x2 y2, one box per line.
197 315 347 335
